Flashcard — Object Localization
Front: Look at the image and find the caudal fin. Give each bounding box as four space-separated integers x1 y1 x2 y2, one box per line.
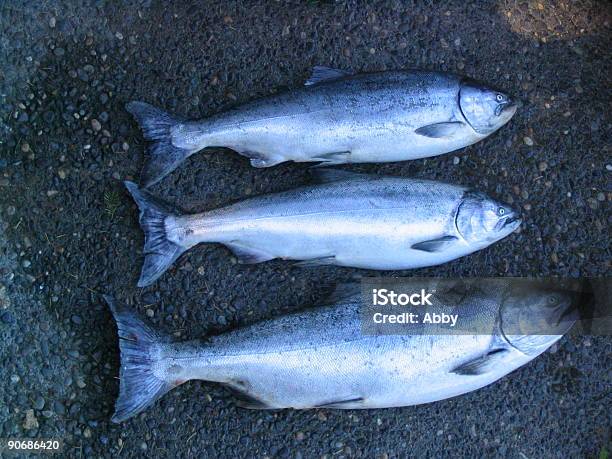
124 181 186 287
104 295 174 423
126 101 193 188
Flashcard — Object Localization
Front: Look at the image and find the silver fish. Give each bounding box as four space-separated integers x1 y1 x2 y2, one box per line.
105 280 577 422
124 171 521 287
127 67 517 187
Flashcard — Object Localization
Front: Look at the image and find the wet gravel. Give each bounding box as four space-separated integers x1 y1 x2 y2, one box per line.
0 1 610 457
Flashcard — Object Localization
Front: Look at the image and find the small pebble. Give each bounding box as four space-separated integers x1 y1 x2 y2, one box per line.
34 396 45 410
523 136 534 146
453 156 460 165
596 192 605 202
1 311 15 324
538 161 548 172
91 119 102 131
53 401 65 415
24 409 39 430
49 17 56 28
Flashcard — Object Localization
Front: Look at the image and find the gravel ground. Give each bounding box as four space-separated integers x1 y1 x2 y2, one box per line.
0 1 610 457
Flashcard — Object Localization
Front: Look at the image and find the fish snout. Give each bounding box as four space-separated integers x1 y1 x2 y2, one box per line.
497 209 521 234
555 294 581 330
496 99 518 118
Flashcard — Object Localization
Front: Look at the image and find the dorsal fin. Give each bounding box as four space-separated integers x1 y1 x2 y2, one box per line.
305 66 352 86
310 168 373 184
320 283 361 305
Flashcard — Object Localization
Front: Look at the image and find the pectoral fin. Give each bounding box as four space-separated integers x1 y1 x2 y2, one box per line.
415 121 466 138
305 66 352 86
451 348 510 375
225 243 275 264
411 236 458 253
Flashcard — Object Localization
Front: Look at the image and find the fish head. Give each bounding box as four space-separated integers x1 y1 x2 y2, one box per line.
459 80 517 135
455 191 521 245
499 285 579 355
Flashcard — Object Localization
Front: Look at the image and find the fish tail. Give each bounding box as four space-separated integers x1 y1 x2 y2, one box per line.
124 181 187 287
104 295 176 423
126 101 193 188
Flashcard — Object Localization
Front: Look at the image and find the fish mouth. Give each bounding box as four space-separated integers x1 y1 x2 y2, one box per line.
556 300 580 327
495 101 518 118
498 214 521 232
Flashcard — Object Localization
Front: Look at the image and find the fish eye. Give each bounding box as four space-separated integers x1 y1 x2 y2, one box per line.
496 94 504 102
498 207 505 216
548 296 558 305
